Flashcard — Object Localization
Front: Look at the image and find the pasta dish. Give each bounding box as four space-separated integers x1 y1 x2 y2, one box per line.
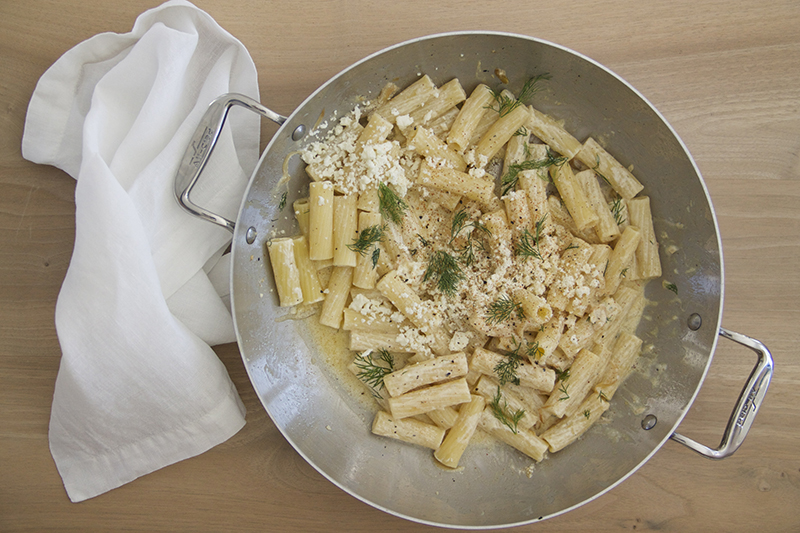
264 72 661 468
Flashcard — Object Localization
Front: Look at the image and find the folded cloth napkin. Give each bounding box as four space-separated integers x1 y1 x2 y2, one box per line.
21 0 260 502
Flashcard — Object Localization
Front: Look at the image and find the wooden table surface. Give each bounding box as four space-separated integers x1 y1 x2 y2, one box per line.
2 1 798 531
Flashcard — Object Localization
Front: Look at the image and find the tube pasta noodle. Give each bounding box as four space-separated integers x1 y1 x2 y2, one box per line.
526 106 583 160
404 78 467 132
433 394 485 468
308 181 334 260
372 411 445 450
474 104 530 164
575 137 644 199
266 238 303 307
332 194 359 267
291 235 324 304
627 196 662 279
447 83 494 153
265 72 662 469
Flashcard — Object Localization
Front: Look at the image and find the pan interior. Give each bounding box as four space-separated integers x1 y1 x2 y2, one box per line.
231 32 722 528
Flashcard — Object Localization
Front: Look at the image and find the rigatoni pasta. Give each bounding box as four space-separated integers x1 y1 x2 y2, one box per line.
266 72 662 470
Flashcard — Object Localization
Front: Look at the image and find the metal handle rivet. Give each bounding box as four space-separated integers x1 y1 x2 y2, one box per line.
245 226 257 244
292 124 306 141
688 313 702 331
641 414 657 430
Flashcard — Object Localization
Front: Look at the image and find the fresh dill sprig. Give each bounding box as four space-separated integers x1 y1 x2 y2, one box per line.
554 367 571 401
278 191 288 211
611 197 626 226
494 342 524 386
592 155 611 186
488 73 551 117
354 349 395 397
517 73 552 104
558 382 570 401
450 208 491 266
423 250 464 297
347 224 386 256
489 386 525 434
526 340 543 361
450 208 490 241
620 267 629 278
494 357 522 387
500 148 567 196
378 182 408 225
664 281 679 295
515 214 548 261
598 390 610 402
371 247 380 269
513 127 533 158
486 294 526 326
409 234 430 258
450 208 470 240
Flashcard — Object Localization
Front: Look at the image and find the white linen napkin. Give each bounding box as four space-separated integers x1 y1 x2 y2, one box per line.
21 0 261 502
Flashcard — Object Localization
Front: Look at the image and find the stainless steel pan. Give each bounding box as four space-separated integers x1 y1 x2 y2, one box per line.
175 32 773 529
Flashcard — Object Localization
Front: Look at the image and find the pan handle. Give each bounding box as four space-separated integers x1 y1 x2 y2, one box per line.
670 328 773 459
174 93 286 232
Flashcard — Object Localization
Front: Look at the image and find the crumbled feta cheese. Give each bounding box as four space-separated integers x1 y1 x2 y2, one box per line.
449 331 472 352
396 114 414 128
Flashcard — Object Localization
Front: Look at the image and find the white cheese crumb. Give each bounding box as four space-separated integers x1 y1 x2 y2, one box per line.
396 114 414 128
449 331 472 352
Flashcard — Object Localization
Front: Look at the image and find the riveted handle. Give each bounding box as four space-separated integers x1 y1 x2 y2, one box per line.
671 327 773 459
174 93 286 232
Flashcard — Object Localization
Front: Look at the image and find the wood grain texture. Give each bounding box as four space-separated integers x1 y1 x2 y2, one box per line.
1 0 798 531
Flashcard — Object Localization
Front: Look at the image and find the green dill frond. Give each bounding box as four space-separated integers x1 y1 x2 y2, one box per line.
611 197 626 226
489 386 525 434
486 294 525 326
423 250 464 297
347 224 386 256
494 357 521 387
486 89 518 117
526 340 543 361
592 155 611 185
516 228 540 260
378 182 408 225
450 209 491 266
371 247 380 268
517 73 552 104
598 390 610 402
451 208 491 242
488 73 551 118
555 368 571 382
558 382 570 401
555 367 571 401
354 349 395 396
664 281 679 295
450 209 470 240
500 148 568 196
494 347 524 386
513 126 529 137
278 191 288 211
515 214 548 260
